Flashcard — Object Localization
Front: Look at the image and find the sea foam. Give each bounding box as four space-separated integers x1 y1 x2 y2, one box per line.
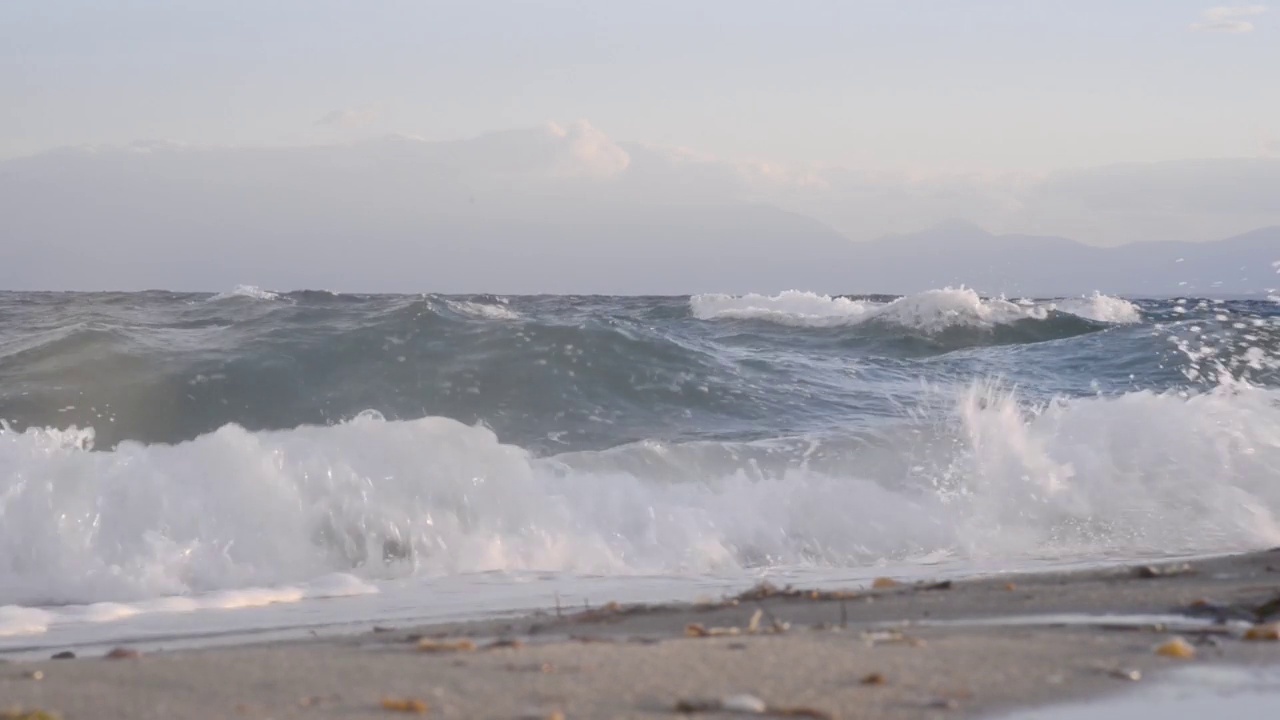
690 288 1140 329
445 298 521 321
206 285 284 302
2 379 1278 610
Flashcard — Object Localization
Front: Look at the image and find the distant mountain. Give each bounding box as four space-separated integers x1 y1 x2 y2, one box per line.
852 222 1278 297
0 135 856 294
0 134 1275 296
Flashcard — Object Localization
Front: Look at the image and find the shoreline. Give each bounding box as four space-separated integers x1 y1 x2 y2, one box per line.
5 550 1280 719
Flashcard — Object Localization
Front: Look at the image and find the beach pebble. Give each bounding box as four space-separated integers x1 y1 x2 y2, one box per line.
721 695 768 713
675 695 767 714
1135 563 1194 578
1155 636 1196 659
684 623 740 637
50 651 75 660
673 694 832 718
23 670 44 681
1107 668 1142 681
104 647 141 660
484 638 524 650
417 638 476 653
861 672 887 686
1244 623 1280 641
380 697 428 714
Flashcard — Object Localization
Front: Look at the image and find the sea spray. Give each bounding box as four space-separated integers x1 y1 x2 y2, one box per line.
2 380 1279 606
0 288 1277 609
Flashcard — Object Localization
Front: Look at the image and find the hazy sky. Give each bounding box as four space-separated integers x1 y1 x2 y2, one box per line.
4 1 1277 173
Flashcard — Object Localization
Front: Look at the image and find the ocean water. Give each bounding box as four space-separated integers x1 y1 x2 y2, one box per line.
1 287 1278 655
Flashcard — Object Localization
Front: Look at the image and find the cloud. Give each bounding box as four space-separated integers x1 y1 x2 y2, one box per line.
390 120 630 179
314 108 382 130
7 123 1280 250
739 161 832 191
546 120 631 178
1190 5 1268 33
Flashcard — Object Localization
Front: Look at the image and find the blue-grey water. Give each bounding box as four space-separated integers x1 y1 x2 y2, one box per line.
1 287 1278 650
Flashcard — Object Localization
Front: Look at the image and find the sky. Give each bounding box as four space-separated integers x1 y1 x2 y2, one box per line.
3 1 1278 174
3 1 1279 292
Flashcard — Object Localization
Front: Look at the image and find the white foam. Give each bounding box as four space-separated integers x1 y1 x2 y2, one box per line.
0 606 53 637
690 288 1139 330
0 575 377 638
209 285 281 301
446 299 521 321
1049 293 1143 324
1163 305 1280 385
3 379 1279 611
689 290 879 327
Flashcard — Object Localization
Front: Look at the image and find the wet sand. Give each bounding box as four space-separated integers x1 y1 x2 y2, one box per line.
5 551 1280 719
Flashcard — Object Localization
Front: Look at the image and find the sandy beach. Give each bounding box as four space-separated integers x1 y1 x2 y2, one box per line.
4 551 1280 719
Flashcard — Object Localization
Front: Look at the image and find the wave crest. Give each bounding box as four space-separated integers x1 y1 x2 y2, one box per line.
2 379 1278 606
690 288 1141 331
207 285 283 302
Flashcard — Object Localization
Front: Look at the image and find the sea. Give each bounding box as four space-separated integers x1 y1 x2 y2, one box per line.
1 286 1278 658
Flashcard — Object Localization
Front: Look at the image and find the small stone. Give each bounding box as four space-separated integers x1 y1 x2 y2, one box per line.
417 638 475 653
23 670 44 681
860 672 887 686
380 697 428 714
1155 636 1196 659
1244 623 1280 641
1135 563 1193 579
50 651 75 660
104 647 140 660
684 623 739 637
721 694 768 713
485 638 524 650
1107 668 1142 681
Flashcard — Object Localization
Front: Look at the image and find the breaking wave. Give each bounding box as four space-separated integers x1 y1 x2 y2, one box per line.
1 287 1277 615
2 379 1279 607
444 298 521 321
208 285 283 302
690 288 1142 329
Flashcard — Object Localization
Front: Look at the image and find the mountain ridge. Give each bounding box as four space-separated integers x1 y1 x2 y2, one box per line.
1 136 1276 296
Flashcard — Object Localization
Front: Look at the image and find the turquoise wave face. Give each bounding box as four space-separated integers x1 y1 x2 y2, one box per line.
0 289 1278 604
0 290 1276 451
